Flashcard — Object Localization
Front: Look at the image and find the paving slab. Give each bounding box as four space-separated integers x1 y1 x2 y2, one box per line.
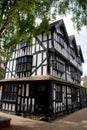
0 108 87 130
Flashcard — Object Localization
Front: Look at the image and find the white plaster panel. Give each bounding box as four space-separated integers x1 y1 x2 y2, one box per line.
26 84 29 96
31 98 35 112
49 40 52 48
37 53 42 66
37 67 41 76
43 52 47 59
43 66 47 75
49 31 51 39
43 33 47 41
31 72 35 76
36 44 39 52
5 104 7 110
12 104 15 111
43 42 47 48
9 104 11 111
10 61 12 71
40 46 43 51
5 73 8 79
53 90 56 100
8 72 11 78
32 55 36 66
13 60 16 71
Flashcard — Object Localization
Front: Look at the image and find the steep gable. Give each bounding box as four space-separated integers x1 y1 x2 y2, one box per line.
51 19 70 45
69 35 78 57
77 45 84 63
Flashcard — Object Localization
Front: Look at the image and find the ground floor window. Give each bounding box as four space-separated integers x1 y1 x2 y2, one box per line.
55 84 62 102
2 84 17 101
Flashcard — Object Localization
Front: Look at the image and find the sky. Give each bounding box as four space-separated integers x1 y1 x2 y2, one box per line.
62 16 87 77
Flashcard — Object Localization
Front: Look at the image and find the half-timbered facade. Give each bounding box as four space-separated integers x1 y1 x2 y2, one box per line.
0 19 86 118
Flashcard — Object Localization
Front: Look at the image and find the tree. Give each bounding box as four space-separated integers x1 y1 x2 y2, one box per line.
0 0 87 61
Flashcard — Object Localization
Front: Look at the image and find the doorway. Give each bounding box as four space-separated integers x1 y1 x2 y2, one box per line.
33 83 49 114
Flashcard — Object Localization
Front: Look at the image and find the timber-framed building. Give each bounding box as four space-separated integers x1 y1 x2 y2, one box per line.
0 19 86 118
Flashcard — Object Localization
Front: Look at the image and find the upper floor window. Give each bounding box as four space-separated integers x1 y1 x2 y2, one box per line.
77 57 81 65
20 40 27 49
16 55 32 74
57 35 64 47
50 53 65 73
70 47 75 59
56 58 65 73
77 71 81 82
54 32 64 48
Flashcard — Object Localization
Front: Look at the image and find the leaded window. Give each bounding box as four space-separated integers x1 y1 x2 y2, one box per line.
20 40 27 48
56 58 65 73
16 55 32 77
56 84 62 102
70 47 75 58
2 84 17 101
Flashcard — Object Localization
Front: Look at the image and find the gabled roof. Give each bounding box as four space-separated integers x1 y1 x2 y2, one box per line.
69 35 78 56
50 19 70 45
77 45 84 62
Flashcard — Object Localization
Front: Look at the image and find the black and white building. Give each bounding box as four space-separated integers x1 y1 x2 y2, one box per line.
0 19 86 117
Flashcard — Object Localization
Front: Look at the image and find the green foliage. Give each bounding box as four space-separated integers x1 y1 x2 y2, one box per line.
0 0 86 62
0 68 5 78
57 0 87 30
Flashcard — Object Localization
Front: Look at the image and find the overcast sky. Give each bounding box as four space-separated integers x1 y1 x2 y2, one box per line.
75 28 87 77
58 16 87 77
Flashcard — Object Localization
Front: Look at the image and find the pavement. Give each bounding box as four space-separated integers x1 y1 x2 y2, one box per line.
0 108 87 130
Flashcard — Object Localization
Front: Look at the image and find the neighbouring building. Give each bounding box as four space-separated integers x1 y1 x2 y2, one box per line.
0 19 86 118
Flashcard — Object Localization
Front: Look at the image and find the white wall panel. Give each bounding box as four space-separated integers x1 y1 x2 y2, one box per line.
43 34 47 41
32 45 35 53
10 61 12 71
13 60 16 71
9 104 11 111
12 104 15 111
31 72 35 76
37 53 42 66
49 31 51 39
43 66 47 75
36 44 39 52
37 67 41 75
8 73 11 78
32 55 36 66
